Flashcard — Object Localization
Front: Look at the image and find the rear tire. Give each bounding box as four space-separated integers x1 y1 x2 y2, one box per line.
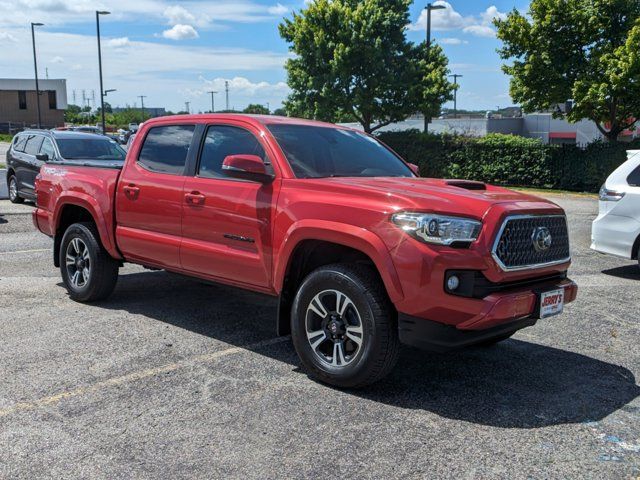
291 264 399 388
8 175 24 204
59 222 119 302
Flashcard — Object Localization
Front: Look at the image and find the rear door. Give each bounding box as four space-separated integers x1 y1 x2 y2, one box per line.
116 124 198 269
16 134 44 196
180 121 279 289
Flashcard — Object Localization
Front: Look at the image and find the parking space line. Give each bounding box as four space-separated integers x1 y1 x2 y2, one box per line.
0 248 49 255
0 336 289 418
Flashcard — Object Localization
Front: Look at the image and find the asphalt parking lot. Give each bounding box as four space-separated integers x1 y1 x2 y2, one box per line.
0 194 638 479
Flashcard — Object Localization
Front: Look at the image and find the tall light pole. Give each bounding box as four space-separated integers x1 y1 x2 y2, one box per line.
225 80 230 111
138 95 147 121
423 2 446 133
31 22 44 129
96 10 110 133
185 101 190 114
207 91 217 113
448 74 462 118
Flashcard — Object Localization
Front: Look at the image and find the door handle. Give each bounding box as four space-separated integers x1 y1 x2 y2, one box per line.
123 184 140 200
185 191 205 206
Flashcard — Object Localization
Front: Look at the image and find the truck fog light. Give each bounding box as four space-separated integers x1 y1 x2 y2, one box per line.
447 275 460 291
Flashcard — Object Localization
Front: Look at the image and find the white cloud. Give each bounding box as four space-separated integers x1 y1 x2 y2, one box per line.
439 37 468 45
463 25 496 38
267 3 288 15
481 6 507 25
0 0 293 28
50 55 64 63
163 5 197 25
0 31 18 42
199 75 290 97
106 37 131 48
162 24 199 40
408 2 506 38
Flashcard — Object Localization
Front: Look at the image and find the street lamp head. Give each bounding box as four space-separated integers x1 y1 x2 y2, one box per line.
425 3 446 10
97 10 110 15
31 22 44 26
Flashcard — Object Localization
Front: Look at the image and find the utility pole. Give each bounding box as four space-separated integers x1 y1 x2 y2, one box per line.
185 101 190 114
448 74 462 118
225 81 229 111
207 91 217 113
31 22 44 129
423 3 445 133
96 10 110 133
138 95 147 121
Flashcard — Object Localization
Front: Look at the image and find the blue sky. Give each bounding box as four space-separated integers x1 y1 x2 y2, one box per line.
0 0 529 113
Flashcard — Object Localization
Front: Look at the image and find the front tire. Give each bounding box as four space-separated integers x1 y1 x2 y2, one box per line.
291 264 399 388
59 222 119 302
8 175 24 204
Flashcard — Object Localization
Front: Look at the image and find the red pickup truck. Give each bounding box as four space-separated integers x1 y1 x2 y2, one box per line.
33 114 577 387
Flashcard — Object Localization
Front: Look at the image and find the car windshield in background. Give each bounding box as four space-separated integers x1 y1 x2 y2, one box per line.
56 138 126 161
267 124 414 179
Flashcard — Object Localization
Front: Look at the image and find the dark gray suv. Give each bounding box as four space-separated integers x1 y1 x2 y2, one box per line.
6 130 126 203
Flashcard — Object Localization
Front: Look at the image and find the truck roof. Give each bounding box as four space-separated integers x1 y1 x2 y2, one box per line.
141 114 349 130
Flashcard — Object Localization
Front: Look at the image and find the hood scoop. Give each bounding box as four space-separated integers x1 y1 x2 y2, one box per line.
445 179 487 191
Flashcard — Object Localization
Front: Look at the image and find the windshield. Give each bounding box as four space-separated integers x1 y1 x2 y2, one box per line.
267 124 414 178
56 138 126 161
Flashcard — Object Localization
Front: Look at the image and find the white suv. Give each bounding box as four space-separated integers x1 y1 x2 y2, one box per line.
591 150 640 265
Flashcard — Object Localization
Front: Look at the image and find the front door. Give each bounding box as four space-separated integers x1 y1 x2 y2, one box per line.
180 123 278 289
115 124 197 269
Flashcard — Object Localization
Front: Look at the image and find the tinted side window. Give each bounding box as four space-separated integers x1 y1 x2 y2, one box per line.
138 125 195 175
40 138 56 159
198 125 268 179
24 135 44 155
13 134 27 152
628 164 640 187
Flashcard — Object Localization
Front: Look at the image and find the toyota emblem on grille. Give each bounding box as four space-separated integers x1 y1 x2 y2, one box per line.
532 226 552 252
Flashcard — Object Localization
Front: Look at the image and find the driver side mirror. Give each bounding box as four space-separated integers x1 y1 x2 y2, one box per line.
221 155 274 183
408 163 420 176
35 153 49 161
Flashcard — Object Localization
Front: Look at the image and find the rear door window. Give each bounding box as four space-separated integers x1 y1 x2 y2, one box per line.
138 125 195 175
24 135 44 156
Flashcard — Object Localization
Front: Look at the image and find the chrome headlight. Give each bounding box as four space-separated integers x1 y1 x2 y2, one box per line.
391 212 482 245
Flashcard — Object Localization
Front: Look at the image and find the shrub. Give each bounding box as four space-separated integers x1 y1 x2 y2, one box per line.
378 130 636 192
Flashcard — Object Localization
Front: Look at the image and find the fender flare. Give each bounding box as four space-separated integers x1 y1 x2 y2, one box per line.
53 193 122 260
273 219 404 304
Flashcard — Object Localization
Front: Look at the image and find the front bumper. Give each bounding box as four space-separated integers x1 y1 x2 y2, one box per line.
398 278 577 352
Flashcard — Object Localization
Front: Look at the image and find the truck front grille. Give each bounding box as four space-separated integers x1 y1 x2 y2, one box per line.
492 215 570 271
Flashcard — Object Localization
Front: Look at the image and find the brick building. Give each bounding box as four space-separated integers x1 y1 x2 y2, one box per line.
0 78 67 131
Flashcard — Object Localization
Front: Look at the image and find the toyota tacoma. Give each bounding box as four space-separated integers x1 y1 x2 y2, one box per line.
33 114 577 387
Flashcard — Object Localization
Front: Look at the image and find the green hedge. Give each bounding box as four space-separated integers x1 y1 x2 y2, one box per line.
377 131 638 192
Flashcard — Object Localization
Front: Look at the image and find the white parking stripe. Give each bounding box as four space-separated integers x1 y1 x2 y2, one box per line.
0 336 289 418
0 248 49 255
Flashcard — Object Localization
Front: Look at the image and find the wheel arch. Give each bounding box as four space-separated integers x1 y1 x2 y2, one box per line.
53 198 121 267
274 221 404 336
632 232 640 260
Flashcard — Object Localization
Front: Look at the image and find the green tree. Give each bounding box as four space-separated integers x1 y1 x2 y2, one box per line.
64 104 82 123
243 104 270 114
280 0 453 133
273 107 287 116
496 0 640 141
411 42 455 127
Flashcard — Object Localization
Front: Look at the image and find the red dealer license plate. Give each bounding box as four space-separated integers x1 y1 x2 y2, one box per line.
539 289 565 319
